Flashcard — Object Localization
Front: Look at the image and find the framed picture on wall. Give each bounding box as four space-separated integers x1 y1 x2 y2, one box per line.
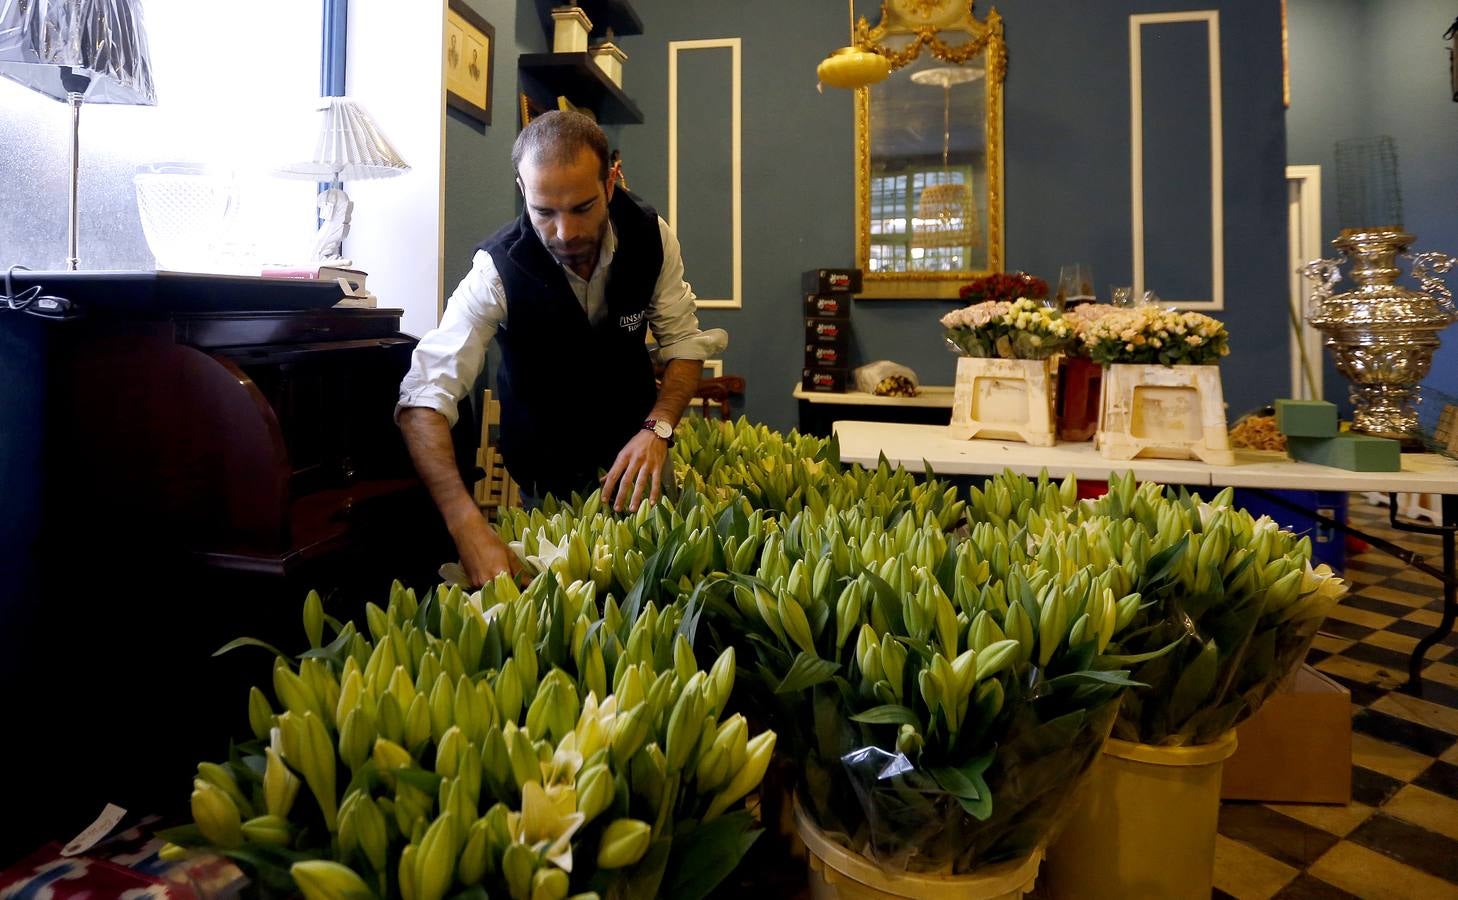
446 0 494 125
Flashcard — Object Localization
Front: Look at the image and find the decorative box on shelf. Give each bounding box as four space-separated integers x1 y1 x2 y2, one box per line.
589 41 628 89
948 356 1057 446
1095 363 1234 465
551 6 593 53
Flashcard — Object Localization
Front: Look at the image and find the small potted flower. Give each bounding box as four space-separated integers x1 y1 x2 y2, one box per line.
940 283 1073 446
1068 304 1235 464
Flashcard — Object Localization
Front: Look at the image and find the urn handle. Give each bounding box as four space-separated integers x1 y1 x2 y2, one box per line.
1407 250 1457 315
1299 257 1345 316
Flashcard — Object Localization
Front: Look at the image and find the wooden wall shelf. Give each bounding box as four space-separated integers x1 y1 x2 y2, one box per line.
519 52 644 124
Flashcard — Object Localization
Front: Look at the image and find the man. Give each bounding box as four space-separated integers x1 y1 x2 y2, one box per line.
397 111 726 586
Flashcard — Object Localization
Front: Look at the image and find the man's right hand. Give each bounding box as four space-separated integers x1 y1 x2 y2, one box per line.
448 510 521 588
399 407 522 589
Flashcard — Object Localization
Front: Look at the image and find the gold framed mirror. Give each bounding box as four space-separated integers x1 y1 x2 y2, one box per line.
854 1 1006 298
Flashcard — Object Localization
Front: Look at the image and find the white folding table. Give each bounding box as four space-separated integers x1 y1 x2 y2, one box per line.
833 420 1458 693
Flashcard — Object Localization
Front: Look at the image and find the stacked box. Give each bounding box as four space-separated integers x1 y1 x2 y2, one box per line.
1275 399 1338 437
802 269 858 392
1287 433 1401 472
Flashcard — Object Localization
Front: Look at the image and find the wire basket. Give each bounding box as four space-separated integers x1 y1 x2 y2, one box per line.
1416 385 1458 459
133 166 235 272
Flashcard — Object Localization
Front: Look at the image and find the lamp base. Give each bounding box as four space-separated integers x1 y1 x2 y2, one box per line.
311 186 354 262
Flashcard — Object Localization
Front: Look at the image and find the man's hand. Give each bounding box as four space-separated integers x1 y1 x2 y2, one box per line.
447 509 521 588
601 429 668 512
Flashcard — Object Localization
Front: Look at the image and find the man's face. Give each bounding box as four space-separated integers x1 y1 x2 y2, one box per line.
518 146 614 273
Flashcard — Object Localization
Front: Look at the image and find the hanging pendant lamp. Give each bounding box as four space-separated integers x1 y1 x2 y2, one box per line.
909 65 981 251
816 0 889 90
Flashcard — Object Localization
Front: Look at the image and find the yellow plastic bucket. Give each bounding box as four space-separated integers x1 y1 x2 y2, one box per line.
1042 730 1239 900
793 800 1043 900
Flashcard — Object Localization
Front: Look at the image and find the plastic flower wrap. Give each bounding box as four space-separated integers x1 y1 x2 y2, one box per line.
941 297 1075 360
966 471 1348 745
166 572 776 900
1071 305 1230 366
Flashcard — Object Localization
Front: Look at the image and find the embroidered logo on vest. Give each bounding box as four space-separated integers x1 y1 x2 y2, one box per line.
618 310 647 332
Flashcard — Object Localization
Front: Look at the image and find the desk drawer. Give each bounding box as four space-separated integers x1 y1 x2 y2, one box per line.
176 309 403 348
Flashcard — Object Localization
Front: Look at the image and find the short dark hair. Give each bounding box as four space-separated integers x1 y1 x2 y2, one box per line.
512 110 610 180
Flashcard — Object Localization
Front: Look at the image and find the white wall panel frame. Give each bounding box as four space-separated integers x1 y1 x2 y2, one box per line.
1130 10 1224 310
668 38 742 309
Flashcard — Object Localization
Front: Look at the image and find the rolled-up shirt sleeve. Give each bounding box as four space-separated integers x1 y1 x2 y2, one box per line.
648 217 728 361
395 249 506 427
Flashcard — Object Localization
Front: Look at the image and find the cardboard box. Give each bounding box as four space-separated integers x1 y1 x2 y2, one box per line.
805 343 850 369
802 268 862 294
801 368 848 392
1220 664 1351 804
804 293 852 319
805 318 851 346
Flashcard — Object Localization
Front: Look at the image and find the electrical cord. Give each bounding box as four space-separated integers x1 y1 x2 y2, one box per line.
3 265 75 317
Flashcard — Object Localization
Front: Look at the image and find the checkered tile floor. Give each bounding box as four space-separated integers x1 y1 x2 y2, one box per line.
1213 498 1458 900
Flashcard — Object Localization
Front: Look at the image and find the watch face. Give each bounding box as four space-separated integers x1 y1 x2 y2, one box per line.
653 420 673 439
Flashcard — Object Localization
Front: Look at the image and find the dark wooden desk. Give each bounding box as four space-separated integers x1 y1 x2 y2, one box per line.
0 303 463 860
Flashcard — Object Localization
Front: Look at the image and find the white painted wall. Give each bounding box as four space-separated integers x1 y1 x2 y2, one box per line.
346 0 447 338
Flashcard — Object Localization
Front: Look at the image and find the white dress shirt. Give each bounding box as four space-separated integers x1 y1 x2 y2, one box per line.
397 216 728 427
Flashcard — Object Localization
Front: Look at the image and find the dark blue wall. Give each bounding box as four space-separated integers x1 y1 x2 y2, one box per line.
1287 0 1458 407
442 2 1294 434
611 0 1289 431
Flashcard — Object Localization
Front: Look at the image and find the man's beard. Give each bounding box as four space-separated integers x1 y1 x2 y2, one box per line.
549 239 598 269
544 221 608 271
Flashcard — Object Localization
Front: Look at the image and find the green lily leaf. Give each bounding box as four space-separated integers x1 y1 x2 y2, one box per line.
212 636 288 659
849 704 921 726
1166 638 1219 729
659 811 762 900
776 652 840 694
298 621 357 663
1142 534 1190 588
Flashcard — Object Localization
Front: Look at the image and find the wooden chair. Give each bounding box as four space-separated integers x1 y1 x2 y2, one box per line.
657 367 745 420
693 376 746 420
474 389 520 519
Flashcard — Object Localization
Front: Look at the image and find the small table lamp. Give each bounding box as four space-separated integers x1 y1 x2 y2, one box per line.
277 97 410 265
0 0 157 270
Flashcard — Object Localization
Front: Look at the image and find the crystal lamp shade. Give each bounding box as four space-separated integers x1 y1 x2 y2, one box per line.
0 0 156 104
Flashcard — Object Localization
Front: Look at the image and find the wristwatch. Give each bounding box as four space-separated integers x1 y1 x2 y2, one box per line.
643 418 674 445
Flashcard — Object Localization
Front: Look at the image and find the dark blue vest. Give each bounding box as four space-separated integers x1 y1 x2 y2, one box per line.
477 189 662 499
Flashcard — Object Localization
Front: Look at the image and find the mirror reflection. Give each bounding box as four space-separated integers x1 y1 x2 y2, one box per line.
866 56 988 274
854 1 1005 298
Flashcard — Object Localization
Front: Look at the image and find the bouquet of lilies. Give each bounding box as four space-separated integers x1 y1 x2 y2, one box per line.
941 296 1075 360
966 471 1347 745
703 492 1145 872
166 574 775 900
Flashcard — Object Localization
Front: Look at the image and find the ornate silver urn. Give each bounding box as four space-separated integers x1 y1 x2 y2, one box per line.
1302 227 1457 444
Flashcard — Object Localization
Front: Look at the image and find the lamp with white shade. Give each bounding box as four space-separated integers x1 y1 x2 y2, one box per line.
0 0 157 270
276 96 410 265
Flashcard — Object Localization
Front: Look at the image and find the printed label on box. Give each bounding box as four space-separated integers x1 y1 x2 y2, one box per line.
801 368 848 392
806 344 847 367
801 268 863 294
804 294 851 319
806 320 847 342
